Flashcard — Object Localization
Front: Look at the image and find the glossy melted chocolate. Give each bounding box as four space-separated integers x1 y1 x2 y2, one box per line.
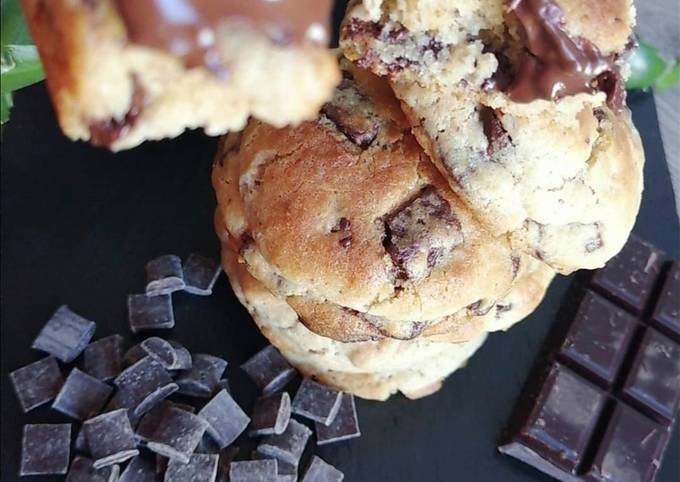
114 0 332 78
505 0 624 109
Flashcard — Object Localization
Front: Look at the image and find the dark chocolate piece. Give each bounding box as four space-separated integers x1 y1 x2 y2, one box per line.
652 262 680 340
183 253 222 295
591 235 664 315
123 344 148 367
135 400 196 443
256 419 312 467
198 389 250 448
586 404 671 482
383 186 463 280
84 408 139 469
292 378 342 426
165 454 219 482
32 305 96 362
501 240 679 482
249 392 291 437
499 364 606 477
20 423 71 476
253 451 297 481
113 356 178 417
241 345 296 395
622 328 680 422
301 456 344 482
176 353 228 398
140 337 192 370
559 291 637 385
118 455 157 482
65 457 119 482
315 393 361 445
229 459 278 482
144 405 209 463
9 356 64 412
74 426 89 454
145 255 185 296
52 367 114 419
321 102 379 149
127 294 175 332
84 334 124 381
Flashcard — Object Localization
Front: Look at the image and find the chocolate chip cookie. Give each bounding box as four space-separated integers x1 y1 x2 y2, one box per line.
340 0 644 274
21 0 339 150
212 60 517 328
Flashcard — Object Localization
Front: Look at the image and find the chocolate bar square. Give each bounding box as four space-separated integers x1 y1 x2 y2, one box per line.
622 328 680 422
499 364 606 476
165 454 219 482
52 367 113 419
176 353 227 398
652 262 680 340
292 378 342 426
146 254 185 296
559 291 637 385
144 405 208 463
84 409 139 469
127 294 175 332
113 356 178 417
249 392 291 437
591 235 664 315
315 393 361 445
183 253 221 296
241 345 296 395
301 456 344 482
198 389 250 448
65 456 120 482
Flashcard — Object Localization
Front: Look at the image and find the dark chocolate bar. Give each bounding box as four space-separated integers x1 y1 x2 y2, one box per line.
500 236 679 482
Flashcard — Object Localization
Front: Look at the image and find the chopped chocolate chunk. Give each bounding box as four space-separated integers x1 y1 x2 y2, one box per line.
145 255 185 296
84 409 139 469
140 337 191 370
74 426 89 454
65 457 119 482
118 455 156 482
165 454 219 482
622 328 680 422
586 404 671 482
176 353 227 398
499 364 607 476
292 378 342 426
20 423 71 476
84 334 124 381
652 262 680 340
301 456 344 482
52 367 113 420
249 392 292 437
468 299 496 317
229 459 278 482
591 235 664 315
198 389 250 448
113 356 178 417
256 419 312 467
315 394 361 445
135 401 196 443
321 103 378 148
9 356 63 412
558 291 637 385
32 305 96 362
127 294 175 332
144 405 208 463
241 345 297 395
479 106 511 155
183 253 222 295
383 187 463 280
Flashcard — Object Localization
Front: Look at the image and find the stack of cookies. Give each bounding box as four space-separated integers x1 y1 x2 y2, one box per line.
213 0 644 401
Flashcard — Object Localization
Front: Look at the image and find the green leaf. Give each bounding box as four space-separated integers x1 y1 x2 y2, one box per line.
655 59 680 92
1 0 33 46
1 44 44 92
1 91 13 123
626 41 667 91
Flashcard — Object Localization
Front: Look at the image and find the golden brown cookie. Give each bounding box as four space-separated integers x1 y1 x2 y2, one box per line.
21 0 339 150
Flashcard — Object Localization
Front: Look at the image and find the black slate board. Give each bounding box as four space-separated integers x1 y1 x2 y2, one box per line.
1 72 679 482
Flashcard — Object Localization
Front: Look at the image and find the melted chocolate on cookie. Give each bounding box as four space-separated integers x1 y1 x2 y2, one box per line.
114 0 332 78
502 0 624 110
